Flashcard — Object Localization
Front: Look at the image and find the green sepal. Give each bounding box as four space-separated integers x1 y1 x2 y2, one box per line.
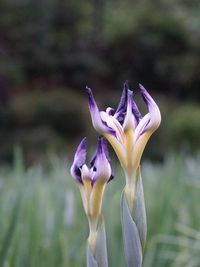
121 191 143 267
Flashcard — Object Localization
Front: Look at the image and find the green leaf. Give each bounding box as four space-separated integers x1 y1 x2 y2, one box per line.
86 244 98 267
96 218 108 267
132 172 147 251
86 218 108 267
121 191 143 267
0 195 21 267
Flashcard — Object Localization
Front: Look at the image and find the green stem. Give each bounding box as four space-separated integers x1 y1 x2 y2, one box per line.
86 217 108 267
124 170 138 213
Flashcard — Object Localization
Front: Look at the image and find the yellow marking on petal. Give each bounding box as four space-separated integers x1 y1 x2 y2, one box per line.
79 176 92 216
132 131 152 170
124 167 140 213
79 185 88 215
89 179 106 219
104 133 126 168
124 128 134 170
82 177 92 194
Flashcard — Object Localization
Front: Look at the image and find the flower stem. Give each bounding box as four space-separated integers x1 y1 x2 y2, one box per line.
124 170 138 213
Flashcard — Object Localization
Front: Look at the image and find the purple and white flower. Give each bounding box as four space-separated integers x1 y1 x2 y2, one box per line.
71 136 113 259
70 136 113 220
86 82 161 174
85 82 161 266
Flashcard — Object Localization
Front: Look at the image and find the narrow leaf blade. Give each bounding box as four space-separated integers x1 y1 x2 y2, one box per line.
132 172 147 251
86 244 98 267
121 191 143 267
96 218 108 267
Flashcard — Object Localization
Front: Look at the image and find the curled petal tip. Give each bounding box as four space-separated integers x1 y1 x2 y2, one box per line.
85 86 90 97
91 136 113 184
98 136 110 159
80 136 87 146
138 83 146 93
98 136 114 182
123 82 133 105
90 136 108 168
70 137 87 184
139 84 157 108
124 81 134 97
85 87 100 113
115 82 130 124
139 84 149 105
85 86 95 107
75 137 87 159
124 80 129 90
139 84 156 107
86 86 115 135
85 85 91 94
138 83 144 89
138 83 145 90
139 84 161 132
70 163 83 184
85 86 97 111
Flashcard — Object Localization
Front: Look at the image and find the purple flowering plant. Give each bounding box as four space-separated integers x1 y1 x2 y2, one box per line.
86 82 161 266
70 81 161 267
71 136 112 267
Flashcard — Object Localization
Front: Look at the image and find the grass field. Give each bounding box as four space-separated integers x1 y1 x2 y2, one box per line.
0 151 200 267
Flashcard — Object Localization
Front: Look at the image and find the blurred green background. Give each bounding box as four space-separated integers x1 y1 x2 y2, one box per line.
0 0 200 266
1 0 200 162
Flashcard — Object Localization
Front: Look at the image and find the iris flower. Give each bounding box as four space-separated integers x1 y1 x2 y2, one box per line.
70 136 113 252
86 81 161 214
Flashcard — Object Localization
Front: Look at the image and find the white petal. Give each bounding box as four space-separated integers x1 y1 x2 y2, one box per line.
123 94 135 131
134 113 151 143
100 111 125 144
81 164 90 179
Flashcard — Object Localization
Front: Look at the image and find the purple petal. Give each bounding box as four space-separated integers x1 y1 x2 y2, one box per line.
106 107 114 116
70 137 87 184
90 136 104 170
136 84 161 136
99 137 114 182
115 81 129 114
114 81 129 125
90 136 113 185
132 99 142 125
100 137 111 162
86 86 115 135
122 89 135 130
139 84 157 109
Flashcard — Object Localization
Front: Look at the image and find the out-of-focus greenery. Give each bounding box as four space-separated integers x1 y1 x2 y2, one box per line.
0 0 200 98
0 89 90 162
1 88 200 162
1 0 200 162
0 151 200 267
166 104 200 152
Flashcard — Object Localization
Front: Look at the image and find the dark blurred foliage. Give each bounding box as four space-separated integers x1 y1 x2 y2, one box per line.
1 0 200 97
0 0 200 163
